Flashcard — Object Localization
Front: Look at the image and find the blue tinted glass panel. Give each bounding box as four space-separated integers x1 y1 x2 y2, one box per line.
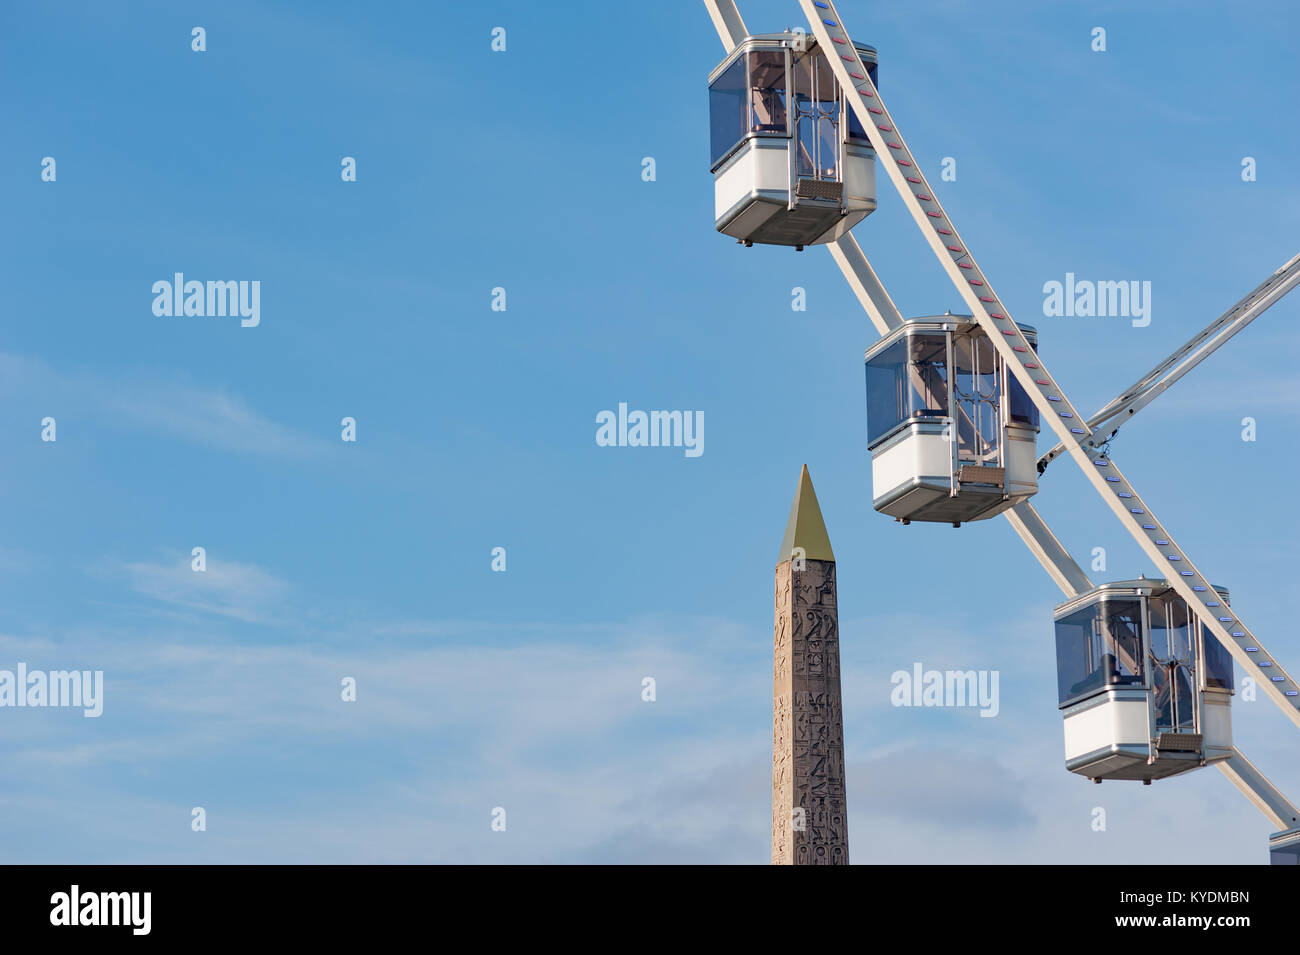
1056 604 1100 705
1009 336 1039 427
1008 375 1039 428
1103 600 1145 686
709 58 746 167
865 333 950 448
1055 598 1144 705
847 104 868 142
747 51 787 135
865 340 905 447
906 334 949 421
1203 627 1234 690
847 60 876 142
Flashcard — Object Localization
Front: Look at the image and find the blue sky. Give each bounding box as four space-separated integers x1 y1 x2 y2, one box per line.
0 0 1296 863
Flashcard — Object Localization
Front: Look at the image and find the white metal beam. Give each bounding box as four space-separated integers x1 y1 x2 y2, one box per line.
1217 747 1300 832
1004 502 1093 598
1040 253 1300 471
827 236 903 335
703 0 748 50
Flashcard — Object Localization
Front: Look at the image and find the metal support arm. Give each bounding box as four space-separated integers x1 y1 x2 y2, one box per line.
1217 747 1300 832
1039 253 1300 472
703 0 748 49
828 236 904 335
1004 501 1093 598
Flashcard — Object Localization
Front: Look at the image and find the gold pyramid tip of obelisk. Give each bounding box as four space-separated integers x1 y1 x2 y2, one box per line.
778 464 835 565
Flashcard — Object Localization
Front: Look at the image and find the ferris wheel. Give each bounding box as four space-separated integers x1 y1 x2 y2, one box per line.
703 0 1300 863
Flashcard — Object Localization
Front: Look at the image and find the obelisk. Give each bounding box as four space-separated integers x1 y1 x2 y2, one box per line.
772 465 848 865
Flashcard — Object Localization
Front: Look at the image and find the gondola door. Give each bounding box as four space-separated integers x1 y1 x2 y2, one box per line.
1149 595 1198 736
950 332 1003 489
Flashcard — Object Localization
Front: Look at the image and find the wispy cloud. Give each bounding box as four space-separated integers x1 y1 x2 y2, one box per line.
0 598 1289 863
0 351 327 457
102 551 291 625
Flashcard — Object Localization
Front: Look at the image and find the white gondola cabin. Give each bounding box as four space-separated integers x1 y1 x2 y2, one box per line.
1054 579 1235 783
863 315 1040 525
708 32 878 249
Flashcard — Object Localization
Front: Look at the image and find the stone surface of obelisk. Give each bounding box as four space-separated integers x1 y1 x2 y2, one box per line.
772 465 848 865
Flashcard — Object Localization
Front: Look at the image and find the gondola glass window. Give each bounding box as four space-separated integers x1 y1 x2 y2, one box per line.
709 51 791 168
1008 363 1041 428
748 51 787 135
863 333 948 446
1204 631 1234 690
709 58 746 168
1055 599 1145 705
